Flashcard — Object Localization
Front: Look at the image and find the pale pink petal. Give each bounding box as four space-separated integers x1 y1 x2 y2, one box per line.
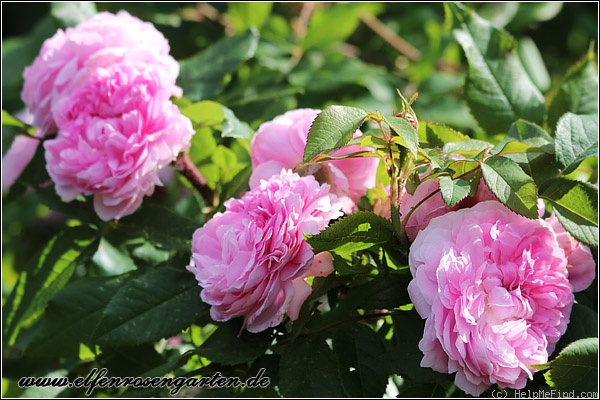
2 135 39 192
304 251 335 278
287 278 313 320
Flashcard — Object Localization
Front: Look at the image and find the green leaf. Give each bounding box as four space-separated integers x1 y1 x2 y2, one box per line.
93 237 137 274
215 165 252 213
439 176 471 207
385 311 451 383
443 139 493 158
497 120 560 186
279 336 346 397
180 100 225 126
554 303 598 355
446 160 480 177
494 140 547 157
303 105 368 163
384 116 419 157
306 211 396 255
397 382 455 398
50 2 97 28
3 226 99 346
2 109 27 128
539 178 598 248
446 160 482 196
480 156 539 218
518 36 550 92
288 51 390 95
547 50 599 130
544 338 598 392
195 319 271 366
417 122 469 148
555 113 598 175
449 3 545 133
222 107 252 139
117 205 198 251
92 266 207 347
505 2 563 31
178 29 259 101
189 127 218 164
506 119 554 148
348 274 412 311
26 274 130 358
312 274 411 333
333 324 389 397
302 3 362 50
227 2 273 32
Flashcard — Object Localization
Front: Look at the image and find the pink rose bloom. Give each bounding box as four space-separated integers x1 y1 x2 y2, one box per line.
400 177 497 242
187 170 343 333
546 213 596 292
250 108 378 213
408 201 573 396
22 10 180 134
44 62 193 220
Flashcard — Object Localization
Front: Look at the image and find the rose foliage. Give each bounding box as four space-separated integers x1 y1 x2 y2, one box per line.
2 2 598 398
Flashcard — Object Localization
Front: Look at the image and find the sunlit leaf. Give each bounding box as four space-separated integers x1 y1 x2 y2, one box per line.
307 211 397 255
544 338 598 392
3 226 99 346
303 105 368 163
384 116 419 157
555 113 598 175
439 176 470 207
481 156 538 218
449 3 545 133
92 266 206 347
539 178 598 248
417 122 469 148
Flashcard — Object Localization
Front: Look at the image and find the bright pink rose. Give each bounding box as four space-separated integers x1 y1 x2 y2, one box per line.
22 10 180 134
400 177 497 242
187 170 343 333
408 201 573 396
250 108 378 213
44 62 193 221
546 213 596 292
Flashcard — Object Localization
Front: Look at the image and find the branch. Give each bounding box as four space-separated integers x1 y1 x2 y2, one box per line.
172 153 215 206
359 11 421 62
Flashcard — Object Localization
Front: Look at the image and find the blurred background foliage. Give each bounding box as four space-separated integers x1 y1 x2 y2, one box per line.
1 2 598 397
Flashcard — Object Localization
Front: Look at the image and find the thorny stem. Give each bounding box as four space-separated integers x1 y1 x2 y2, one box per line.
376 118 404 242
173 153 216 207
399 166 482 235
